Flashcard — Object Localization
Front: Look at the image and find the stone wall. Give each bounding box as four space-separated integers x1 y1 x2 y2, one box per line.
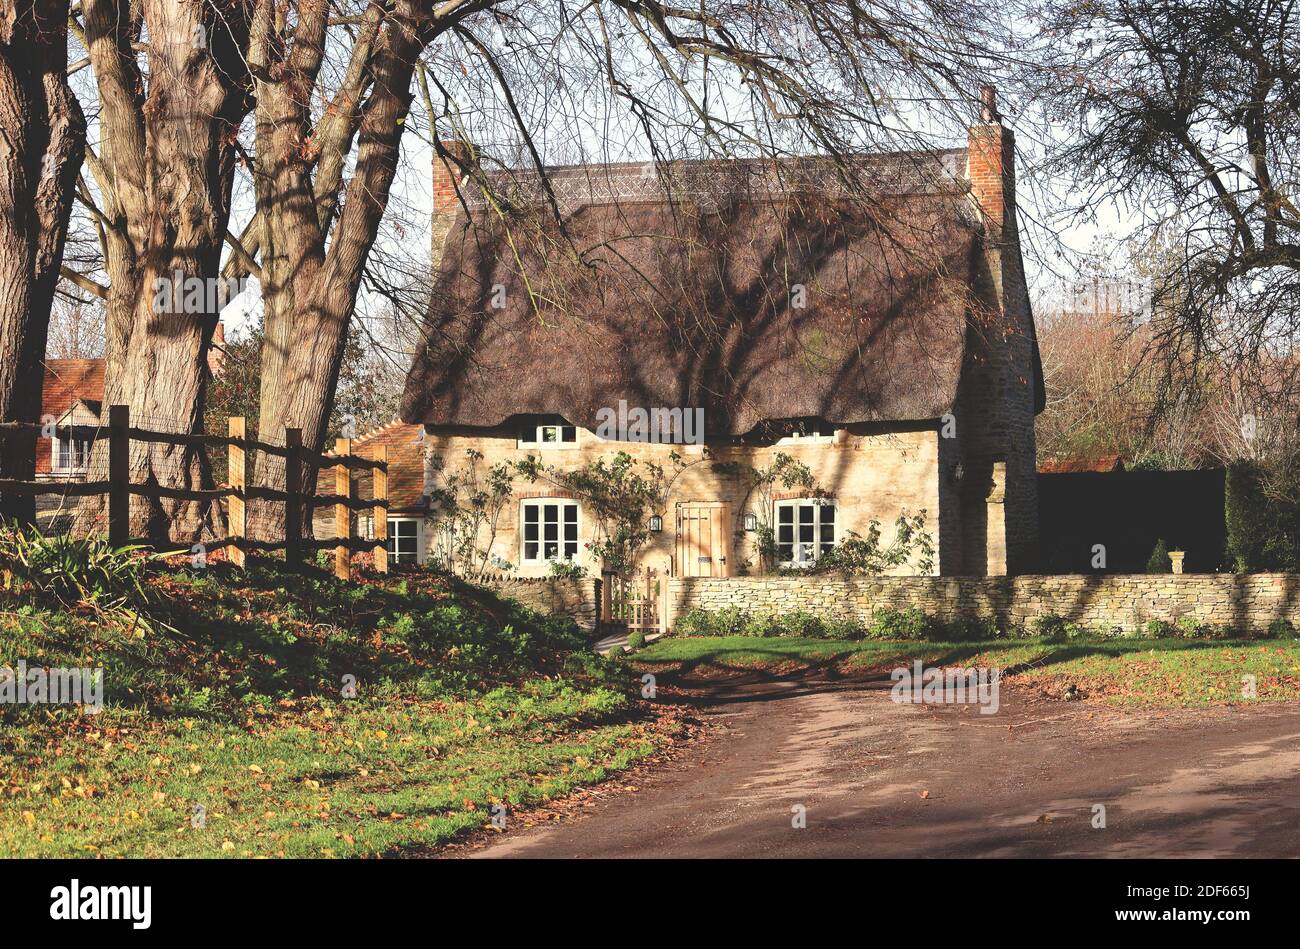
485 576 602 631
668 574 1300 635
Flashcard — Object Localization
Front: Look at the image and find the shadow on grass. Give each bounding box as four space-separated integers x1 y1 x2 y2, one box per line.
7 560 610 726
631 635 1288 707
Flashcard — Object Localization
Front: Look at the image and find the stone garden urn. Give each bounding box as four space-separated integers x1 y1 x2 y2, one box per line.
1168 550 1185 574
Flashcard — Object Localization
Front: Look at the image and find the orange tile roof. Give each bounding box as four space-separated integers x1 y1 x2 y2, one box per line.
42 359 105 420
320 421 427 513
1038 452 1124 474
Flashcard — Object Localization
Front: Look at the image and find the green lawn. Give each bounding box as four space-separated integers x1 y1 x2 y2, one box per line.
0 564 657 857
635 635 1300 706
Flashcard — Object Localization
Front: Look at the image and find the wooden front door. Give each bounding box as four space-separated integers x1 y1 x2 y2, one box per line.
676 502 731 577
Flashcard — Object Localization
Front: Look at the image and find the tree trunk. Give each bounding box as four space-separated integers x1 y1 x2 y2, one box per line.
0 1 86 526
79 0 252 542
250 0 421 541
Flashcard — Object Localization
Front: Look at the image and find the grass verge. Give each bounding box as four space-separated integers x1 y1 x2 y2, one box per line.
634 635 1300 706
0 563 661 857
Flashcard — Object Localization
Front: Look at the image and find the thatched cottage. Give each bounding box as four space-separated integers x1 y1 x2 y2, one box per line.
393 93 1043 578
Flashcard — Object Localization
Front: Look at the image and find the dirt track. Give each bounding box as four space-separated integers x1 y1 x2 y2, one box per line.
460 672 1300 858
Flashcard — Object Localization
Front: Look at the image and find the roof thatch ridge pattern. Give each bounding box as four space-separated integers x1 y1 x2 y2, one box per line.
468 150 967 215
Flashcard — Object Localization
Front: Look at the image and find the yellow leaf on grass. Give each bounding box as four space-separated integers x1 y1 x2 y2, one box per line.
248 765 263 774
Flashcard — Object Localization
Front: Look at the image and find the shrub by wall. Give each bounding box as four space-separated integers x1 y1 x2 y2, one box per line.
1038 469 1225 572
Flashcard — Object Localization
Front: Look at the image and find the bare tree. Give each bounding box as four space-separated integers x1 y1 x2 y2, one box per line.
1026 0 1300 413
45 298 105 359
0 0 85 524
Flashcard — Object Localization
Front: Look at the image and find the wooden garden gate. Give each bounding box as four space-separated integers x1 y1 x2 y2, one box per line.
600 566 663 634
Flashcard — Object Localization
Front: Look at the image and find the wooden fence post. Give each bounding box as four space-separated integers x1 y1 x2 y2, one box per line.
600 570 613 625
373 445 389 574
659 572 671 636
334 437 351 581
227 417 248 568
284 428 302 569
108 405 129 546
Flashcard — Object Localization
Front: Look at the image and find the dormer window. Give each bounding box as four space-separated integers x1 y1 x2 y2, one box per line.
517 418 577 448
775 419 838 445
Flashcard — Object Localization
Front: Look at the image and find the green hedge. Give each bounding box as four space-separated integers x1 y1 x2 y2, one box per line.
1225 461 1300 572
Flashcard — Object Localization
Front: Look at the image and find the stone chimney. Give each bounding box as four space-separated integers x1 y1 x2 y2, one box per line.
966 84 1015 237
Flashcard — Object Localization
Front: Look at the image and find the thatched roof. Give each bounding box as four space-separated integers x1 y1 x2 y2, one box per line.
402 152 997 436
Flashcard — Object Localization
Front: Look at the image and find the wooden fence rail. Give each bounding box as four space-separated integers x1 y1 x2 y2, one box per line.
0 405 388 580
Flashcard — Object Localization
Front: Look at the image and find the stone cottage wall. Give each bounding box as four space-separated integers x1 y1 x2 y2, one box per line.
668 574 1300 636
485 576 601 631
422 424 942 579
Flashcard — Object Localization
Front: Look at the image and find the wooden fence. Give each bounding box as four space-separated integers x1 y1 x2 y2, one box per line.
0 405 388 580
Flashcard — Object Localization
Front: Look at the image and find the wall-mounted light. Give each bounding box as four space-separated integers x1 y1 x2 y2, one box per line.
743 512 758 532
648 514 663 533
951 461 965 486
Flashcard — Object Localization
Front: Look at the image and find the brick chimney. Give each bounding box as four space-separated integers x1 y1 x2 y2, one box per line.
433 140 473 215
207 320 226 378
967 84 1015 237
432 140 473 265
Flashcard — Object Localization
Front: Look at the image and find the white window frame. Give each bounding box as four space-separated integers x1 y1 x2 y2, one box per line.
519 499 581 564
52 417 94 474
774 499 838 566
381 516 424 565
517 421 578 449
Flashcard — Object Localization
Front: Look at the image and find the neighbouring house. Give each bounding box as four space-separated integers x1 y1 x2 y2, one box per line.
38 359 105 480
34 323 228 482
1037 453 1125 475
394 88 1044 578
